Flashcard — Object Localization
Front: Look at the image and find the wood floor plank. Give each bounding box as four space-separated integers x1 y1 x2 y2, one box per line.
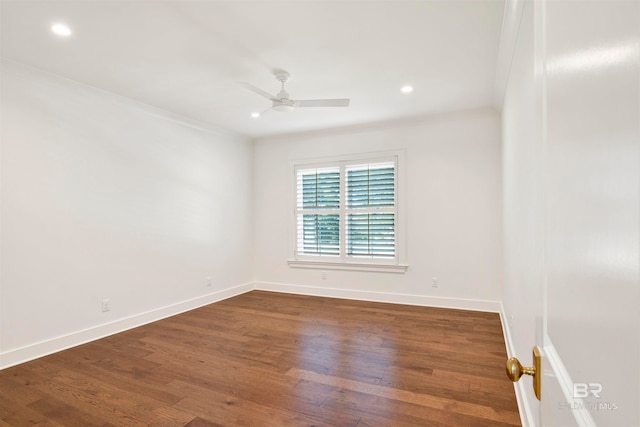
287 368 520 425
27 397 114 427
182 417 224 427
169 379 360 427
0 290 520 426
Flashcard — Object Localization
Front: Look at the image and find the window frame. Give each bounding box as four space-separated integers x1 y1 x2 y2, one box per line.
288 151 407 273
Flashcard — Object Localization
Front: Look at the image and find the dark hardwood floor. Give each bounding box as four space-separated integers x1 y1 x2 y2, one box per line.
0 290 521 426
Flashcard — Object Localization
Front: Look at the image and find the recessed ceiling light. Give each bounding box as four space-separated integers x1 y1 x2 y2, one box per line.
401 85 414 94
251 112 260 119
51 23 72 37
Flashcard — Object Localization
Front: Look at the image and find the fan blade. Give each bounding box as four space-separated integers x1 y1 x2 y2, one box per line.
294 99 350 108
258 106 273 116
239 82 277 101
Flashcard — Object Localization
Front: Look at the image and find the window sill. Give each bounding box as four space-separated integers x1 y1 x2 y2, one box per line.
288 259 408 273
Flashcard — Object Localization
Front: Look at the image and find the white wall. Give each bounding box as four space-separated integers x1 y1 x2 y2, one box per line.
0 60 254 367
253 108 503 308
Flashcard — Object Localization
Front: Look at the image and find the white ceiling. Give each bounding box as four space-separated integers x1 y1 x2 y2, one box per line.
0 1 506 138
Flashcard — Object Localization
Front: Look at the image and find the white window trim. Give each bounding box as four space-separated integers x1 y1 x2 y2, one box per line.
288 150 408 273
287 259 407 273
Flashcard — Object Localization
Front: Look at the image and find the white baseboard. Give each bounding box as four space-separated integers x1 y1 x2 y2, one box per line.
500 303 536 427
254 281 501 313
0 282 253 370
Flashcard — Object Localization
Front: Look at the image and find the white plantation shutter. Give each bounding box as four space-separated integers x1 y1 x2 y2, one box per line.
295 157 397 264
346 162 396 258
296 167 341 256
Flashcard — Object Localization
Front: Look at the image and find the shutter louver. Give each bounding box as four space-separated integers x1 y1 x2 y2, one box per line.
347 165 395 208
347 213 395 258
298 214 340 255
300 169 340 210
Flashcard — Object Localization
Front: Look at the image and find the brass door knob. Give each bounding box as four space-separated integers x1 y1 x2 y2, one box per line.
506 357 536 382
505 346 541 400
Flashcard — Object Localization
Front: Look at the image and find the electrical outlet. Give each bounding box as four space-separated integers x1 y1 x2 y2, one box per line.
207 276 212 287
101 299 111 312
432 277 439 288
321 271 327 280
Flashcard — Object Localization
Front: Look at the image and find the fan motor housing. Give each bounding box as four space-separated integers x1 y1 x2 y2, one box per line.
273 99 295 112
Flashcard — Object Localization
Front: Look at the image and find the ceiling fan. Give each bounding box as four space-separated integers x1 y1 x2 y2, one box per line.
240 70 350 113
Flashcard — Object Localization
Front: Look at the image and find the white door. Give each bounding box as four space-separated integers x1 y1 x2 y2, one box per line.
537 0 639 426
503 0 639 425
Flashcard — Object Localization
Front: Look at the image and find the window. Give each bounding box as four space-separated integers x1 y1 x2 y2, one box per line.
291 155 405 271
